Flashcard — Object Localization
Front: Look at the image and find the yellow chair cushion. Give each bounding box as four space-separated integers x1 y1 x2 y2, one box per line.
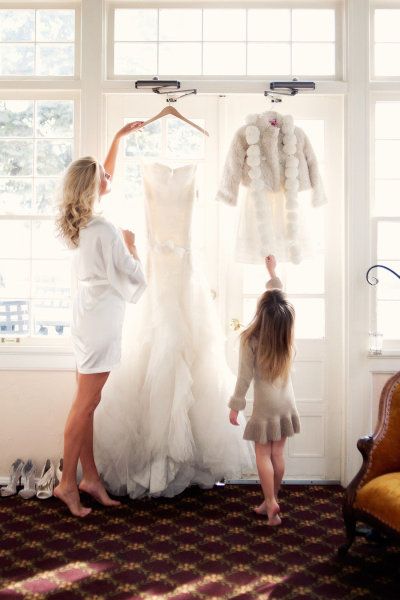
355 472 400 532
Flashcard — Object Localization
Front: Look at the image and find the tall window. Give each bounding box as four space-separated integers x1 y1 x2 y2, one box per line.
372 101 400 342
0 8 76 77
110 7 337 78
0 99 75 338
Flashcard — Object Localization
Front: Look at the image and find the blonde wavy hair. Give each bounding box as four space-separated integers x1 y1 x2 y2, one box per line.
241 289 295 383
56 156 101 248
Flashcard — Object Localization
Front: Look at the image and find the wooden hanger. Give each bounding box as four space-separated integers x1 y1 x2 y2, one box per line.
139 104 209 137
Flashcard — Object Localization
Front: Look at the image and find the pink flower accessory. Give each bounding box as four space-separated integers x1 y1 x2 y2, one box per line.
270 118 279 127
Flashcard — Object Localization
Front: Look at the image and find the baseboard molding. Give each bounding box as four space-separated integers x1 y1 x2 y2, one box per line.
0 477 341 487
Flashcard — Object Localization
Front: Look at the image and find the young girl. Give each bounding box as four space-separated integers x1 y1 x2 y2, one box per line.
229 255 300 526
54 121 146 517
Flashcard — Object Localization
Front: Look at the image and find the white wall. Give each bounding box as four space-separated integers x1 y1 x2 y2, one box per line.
0 371 75 479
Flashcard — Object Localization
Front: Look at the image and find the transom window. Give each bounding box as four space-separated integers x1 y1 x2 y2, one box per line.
0 8 76 77
111 7 337 78
0 99 75 339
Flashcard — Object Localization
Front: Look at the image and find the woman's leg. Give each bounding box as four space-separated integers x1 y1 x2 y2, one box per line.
54 371 109 517
254 442 281 525
78 411 120 506
271 437 287 500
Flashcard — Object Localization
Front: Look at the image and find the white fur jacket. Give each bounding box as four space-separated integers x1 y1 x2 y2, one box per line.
215 111 327 208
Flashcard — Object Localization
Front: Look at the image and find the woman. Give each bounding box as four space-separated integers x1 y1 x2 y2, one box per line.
55 121 146 517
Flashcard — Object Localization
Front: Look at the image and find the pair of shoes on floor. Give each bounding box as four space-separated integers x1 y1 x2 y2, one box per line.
1 458 63 500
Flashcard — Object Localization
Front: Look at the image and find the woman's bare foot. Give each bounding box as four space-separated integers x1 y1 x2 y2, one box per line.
254 499 280 517
267 513 282 526
266 499 281 526
54 484 92 518
78 478 121 507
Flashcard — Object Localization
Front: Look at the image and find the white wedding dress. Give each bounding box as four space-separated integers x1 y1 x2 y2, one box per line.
94 162 254 498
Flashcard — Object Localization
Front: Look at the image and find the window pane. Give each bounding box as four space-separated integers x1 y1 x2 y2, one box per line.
159 43 201 75
0 300 30 336
125 120 161 158
167 118 205 159
0 260 30 298
377 221 400 260
36 44 74 76
243 256 324 296
32 299 70 337
203 43 246 75
123 162 144 203
376 262 400 300
0 179 32 214
377 301 400 339
114 9 157 42
36 101 74 138
295 120 325 162
159 9 202 41
247 43 291 76
32 260 70 298
292 298 325 339
375 140 400 179
36 140 73 176
243 297 325 339
292 43 335 76
0 101 34 138
34 179 59 215
248 9 290 42
32 220 68 259
114 43 157 75
375 102 400 139
292 10 335 42
0 140 33 176
0 220 31 258
36 10 75 42
375 10 400 43
0 44 34 76
203 9 246 42
0 10 34 42
374 180 400 217
375 44 400 77
285 257 325 295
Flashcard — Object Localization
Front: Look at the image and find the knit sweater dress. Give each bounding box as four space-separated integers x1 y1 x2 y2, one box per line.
229 276 300 443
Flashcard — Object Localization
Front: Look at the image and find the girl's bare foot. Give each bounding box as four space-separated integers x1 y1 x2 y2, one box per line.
54 484 92 518
78 478 121 507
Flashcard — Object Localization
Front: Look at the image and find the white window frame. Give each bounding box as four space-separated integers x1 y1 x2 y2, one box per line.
106 1 345 83
0 90 80 350
369 92 400 351
0 1 81 81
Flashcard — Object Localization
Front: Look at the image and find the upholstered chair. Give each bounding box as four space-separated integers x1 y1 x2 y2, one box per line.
340 371 400 555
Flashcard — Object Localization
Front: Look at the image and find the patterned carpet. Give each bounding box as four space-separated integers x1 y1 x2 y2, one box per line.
0 484 399 600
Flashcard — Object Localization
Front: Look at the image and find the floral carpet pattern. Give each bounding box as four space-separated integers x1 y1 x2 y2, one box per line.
0 484 399 599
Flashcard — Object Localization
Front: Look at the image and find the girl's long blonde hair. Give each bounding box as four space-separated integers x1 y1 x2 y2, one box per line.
242 289 295 383
56 156 101 248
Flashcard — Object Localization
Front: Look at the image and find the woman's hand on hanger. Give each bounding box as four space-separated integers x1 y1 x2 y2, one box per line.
103 121 144 180
115 121 144 140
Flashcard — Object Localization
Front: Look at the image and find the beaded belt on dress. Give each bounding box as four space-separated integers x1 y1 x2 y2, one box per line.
149 239 190 257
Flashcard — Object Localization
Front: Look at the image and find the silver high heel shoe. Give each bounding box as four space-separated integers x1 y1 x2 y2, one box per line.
19 460 36 500
36 459 55 500
1 459 24 497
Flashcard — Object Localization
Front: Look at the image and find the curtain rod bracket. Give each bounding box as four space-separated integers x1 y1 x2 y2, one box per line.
135 79 196 102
